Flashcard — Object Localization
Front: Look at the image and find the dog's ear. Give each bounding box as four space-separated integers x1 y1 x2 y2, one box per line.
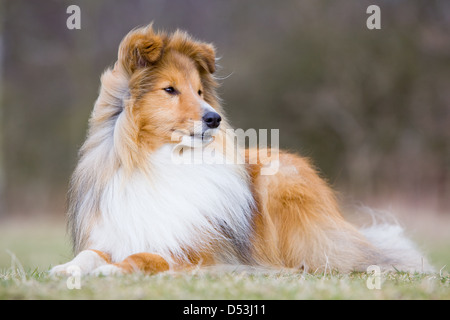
192 43 216 74
130 35 164 70
118 27 164 74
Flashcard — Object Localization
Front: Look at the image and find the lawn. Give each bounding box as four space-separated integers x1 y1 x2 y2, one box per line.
0 220 449 300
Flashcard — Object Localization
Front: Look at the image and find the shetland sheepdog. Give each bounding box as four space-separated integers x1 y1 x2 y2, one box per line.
51 24 432 276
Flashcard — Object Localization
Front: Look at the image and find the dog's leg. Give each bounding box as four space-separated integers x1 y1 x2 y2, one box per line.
50 249 111 276
92 253 170 276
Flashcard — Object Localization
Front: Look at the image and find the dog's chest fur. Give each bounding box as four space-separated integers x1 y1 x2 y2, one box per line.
89 144 255 264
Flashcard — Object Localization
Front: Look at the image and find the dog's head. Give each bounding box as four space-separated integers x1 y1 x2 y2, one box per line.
116 25 223 151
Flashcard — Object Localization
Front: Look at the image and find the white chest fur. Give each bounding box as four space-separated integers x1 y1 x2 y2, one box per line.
89 144 255 264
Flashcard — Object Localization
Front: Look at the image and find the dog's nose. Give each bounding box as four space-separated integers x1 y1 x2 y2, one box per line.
202 112 222 129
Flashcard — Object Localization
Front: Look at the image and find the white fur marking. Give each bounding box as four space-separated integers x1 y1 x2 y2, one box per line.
89 144 254 265
50 250 108 276
360 223 434 272
91 264 124 276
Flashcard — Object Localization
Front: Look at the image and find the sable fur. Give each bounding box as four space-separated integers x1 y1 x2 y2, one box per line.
52 24 433 276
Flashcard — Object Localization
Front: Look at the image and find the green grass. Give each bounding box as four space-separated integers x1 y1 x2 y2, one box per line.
0 221 449 300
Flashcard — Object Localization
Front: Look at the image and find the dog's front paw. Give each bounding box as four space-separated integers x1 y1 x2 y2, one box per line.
49 250 111 277
91 264 124 276
49 263 81 277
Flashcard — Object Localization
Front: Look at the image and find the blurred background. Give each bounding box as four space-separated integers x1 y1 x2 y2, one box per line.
0 0 449 255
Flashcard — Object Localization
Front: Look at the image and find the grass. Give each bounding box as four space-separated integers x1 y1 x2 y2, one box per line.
0 220 449 300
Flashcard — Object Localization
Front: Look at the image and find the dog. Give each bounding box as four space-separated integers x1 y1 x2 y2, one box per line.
51 24 432 276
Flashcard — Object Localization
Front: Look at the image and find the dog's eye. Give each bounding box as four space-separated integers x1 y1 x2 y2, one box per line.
163 87 177 94
198 90 202 96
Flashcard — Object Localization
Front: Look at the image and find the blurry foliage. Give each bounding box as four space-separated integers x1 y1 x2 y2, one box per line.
0 0 449 216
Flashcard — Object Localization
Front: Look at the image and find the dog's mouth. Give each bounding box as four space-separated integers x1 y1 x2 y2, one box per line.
171 121 219 148
173 128 217 148
190 129 215 141
187 129 216 146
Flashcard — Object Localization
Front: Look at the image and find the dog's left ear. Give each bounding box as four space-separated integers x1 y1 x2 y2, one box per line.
118 26 164 75
193 43 216 74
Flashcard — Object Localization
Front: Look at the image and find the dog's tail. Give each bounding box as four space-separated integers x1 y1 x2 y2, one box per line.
359 220 434 273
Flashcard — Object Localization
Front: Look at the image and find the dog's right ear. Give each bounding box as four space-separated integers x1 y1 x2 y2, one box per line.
118 27 164 75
